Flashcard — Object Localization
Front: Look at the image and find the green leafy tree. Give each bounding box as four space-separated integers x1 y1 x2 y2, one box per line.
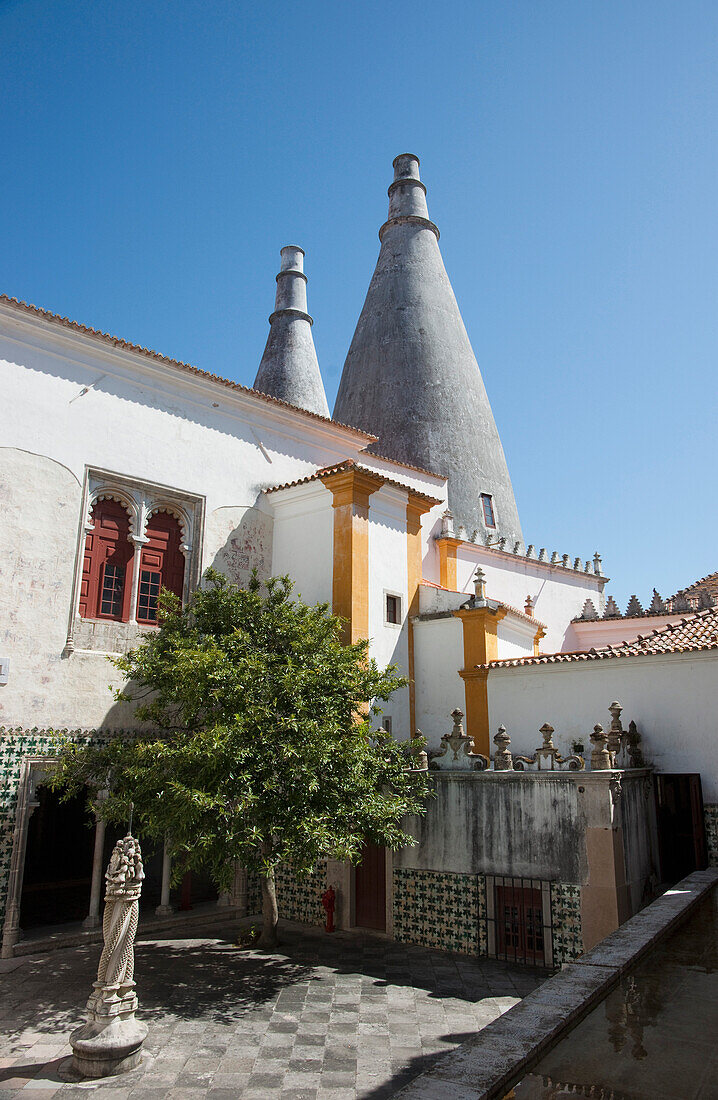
52 570 430 947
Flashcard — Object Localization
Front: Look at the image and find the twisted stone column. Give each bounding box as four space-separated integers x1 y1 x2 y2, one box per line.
70 834 148 1078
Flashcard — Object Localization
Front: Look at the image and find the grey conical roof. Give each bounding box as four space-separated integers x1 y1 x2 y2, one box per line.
333 154 522 543
253 246 330 417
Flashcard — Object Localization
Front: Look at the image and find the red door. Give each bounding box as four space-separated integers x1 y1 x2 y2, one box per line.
496 884 545 965
355 842 386 930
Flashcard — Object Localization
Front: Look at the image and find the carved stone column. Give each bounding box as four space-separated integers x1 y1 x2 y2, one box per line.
230 863 247 915
83 811 107 931
70 834 148 1078
154 837 173 918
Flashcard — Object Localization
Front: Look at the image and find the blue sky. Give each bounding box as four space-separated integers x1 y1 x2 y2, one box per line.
3 1 716 606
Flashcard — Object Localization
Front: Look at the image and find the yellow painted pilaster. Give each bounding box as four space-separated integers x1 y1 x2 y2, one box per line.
324 467 384 645
406 494 434 737
533 627 546 656
453 606 507 755
437 537 460 590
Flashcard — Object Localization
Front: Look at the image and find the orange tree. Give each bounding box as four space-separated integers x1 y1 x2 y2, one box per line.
52 569 430 947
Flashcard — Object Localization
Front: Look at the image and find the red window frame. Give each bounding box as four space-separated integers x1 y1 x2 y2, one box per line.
136 512 185 624
79 500 134 622
480 493 496 528
495 884 545 965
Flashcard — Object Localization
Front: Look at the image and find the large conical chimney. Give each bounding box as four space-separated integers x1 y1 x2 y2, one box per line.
333 155 522 544
253 246 330 417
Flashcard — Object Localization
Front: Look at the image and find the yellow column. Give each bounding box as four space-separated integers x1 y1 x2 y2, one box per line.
406 494 435 737
453 605 507 755
437 536 460 590
324 467 384 644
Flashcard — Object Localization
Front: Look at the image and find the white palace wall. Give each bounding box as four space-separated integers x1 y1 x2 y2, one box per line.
0 309 370 729
487 651 718 802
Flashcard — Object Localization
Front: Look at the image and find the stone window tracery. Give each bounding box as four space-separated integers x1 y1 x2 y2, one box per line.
66 469 204 655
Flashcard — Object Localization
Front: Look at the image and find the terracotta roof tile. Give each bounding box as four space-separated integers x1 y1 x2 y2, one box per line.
482 606 718 669
262 459 442 506
0 294 375 440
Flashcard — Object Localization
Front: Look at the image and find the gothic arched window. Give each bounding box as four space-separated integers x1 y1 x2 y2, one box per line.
136 513 185 624
79 500 134 621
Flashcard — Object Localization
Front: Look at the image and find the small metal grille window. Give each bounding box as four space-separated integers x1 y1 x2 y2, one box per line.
137 569 161 623
385 594 401 624
99 563 125 618
486 876 553 968
480 493 496 528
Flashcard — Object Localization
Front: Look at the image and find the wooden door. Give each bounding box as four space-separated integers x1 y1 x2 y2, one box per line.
355 842 386 930
495 884 545 965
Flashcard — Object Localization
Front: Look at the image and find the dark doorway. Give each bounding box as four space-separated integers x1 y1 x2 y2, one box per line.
654 774 707 883
355 842 386 930
20 785 95 928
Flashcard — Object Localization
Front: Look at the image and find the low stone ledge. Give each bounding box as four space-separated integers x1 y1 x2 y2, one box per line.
394 867 718 1100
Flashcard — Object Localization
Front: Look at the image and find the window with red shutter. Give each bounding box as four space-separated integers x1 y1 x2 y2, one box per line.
79 500 134 622
136 513 185 624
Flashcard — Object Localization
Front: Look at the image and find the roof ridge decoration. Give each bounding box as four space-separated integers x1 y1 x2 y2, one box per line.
0 293 372 439
252 246 330 417
483 605 718 669
333 154 523 542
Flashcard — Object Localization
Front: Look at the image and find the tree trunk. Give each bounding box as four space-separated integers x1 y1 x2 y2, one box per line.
257 867 279 949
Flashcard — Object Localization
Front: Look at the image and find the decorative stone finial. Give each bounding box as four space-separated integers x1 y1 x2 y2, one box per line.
524 594 534 617
493 725 513 770
698 589 715 609
429 707 488 771
70 834 148 1077
513 541 522 554
458 524 467 541
593 552 603 576
550 551 560 564
513 723 584 771
648 589 667 614
538 548 547 561
580 598 598 620
253 246 330 417
526 544 535 558
625 595 644 618
473 566 487 605
573 557 582 571
672 590 691 612
603 596 621 619
562 554 570 568
584 560 592 573
440 509 455 537
607 701 623 761
590 724 611 770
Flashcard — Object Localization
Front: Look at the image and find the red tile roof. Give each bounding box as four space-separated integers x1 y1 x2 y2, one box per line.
361 449 447 481
262 459 443 505
482 606 718 669
0 294 375 440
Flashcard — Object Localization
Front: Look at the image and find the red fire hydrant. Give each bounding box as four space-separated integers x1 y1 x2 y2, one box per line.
322 885 336 933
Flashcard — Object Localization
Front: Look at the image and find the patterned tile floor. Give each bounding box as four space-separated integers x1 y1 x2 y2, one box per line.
0 921 545 1099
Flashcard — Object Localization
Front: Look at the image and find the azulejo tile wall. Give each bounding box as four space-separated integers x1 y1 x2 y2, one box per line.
0 727 110 934
705 805 718 867
550 881 583 964
393 868 486 955
246 862 327 926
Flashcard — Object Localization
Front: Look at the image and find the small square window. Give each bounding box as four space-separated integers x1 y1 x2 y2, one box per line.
481 493 496 528
385 594 401 624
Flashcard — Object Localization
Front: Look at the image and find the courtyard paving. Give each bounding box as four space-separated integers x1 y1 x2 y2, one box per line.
0 920 545 1099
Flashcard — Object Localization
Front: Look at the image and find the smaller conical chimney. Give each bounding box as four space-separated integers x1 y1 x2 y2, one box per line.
253 246 330 417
